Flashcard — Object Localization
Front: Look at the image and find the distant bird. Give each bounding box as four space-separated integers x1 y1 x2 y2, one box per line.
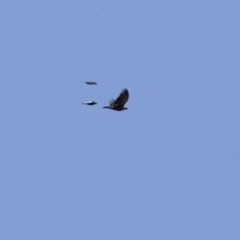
84 81 97 85
82 101 97 105
103 88 129 111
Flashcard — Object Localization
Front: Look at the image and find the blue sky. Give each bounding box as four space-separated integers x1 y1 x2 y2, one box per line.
1 1 240 239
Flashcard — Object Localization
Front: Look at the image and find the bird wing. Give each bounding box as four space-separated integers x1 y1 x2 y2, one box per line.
109 99 116 108
114 88 129 107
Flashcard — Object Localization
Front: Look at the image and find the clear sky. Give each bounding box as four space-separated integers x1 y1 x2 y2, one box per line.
1 1 240 239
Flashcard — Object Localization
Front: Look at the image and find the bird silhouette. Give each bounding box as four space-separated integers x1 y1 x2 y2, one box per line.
84 81 97 85
103 88 129 111
82 101 97 105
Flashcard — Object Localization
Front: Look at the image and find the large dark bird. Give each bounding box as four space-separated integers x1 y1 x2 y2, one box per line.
82 101 97 105
84 81 97 85
103 88 129 111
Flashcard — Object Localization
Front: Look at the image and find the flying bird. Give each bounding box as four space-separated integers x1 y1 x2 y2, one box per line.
82 101 97 105
84 81 97 85
103 88 129 111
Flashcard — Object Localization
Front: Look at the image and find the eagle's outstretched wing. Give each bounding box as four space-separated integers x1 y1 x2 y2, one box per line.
113 88 129 107
109 99 116 108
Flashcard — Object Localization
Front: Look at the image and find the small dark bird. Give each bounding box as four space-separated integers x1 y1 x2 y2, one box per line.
84 81 97 85
82 101 97 105
103 88 129 111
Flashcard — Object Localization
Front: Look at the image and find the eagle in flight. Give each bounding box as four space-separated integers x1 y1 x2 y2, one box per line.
103 88 129 111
